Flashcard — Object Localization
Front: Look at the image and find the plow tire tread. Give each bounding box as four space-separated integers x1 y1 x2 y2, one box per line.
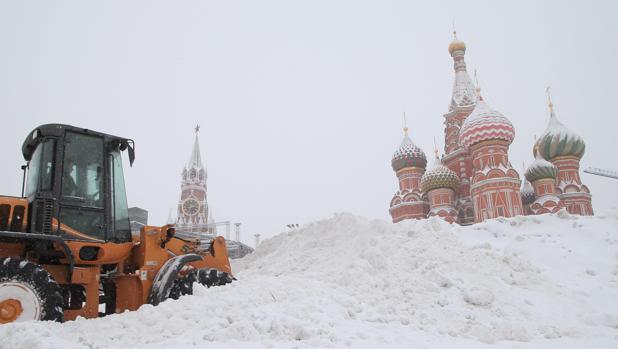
197 268 233 288
169 270 197 300
0 257 64 322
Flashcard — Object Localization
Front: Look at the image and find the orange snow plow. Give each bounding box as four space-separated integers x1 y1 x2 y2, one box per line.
0 124 233 324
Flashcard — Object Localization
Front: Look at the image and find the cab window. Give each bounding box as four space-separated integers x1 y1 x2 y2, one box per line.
62 132 104 208
26 139 55 197
110 150 131 242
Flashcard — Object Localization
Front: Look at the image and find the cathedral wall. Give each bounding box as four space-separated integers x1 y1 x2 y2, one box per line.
396 167 424 192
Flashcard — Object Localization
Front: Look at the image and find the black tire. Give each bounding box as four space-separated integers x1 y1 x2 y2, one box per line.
196 268 234 288
196 268 216 288
0 257 64 323
168 270 197 300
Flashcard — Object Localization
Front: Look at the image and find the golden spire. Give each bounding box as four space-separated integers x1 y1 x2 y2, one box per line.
402 112 409 136
448 22 466 54
433 136 439 160
545 86 554 113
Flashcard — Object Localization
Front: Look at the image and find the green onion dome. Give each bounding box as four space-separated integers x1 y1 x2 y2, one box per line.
420 158 460 192
534 109 585 160
525 152 558 183
392 134 427 172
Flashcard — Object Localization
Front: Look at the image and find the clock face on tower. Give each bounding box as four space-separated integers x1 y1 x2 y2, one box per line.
182 198 200 216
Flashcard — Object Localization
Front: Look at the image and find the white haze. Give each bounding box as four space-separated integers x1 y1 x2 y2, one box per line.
0 0 617 245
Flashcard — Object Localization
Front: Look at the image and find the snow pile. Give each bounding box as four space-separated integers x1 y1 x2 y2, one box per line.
1 210 617 348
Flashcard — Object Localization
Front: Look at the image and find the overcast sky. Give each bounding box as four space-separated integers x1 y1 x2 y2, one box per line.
1 1 617 245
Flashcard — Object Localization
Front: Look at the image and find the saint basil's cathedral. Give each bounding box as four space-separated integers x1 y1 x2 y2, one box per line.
389 33 594 224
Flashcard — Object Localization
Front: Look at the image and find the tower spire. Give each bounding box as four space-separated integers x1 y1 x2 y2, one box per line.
188 125 204 169
546 86 554 114
448 30 476 110
402 112 409 136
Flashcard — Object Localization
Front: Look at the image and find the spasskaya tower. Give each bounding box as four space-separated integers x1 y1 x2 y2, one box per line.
176 125 209 233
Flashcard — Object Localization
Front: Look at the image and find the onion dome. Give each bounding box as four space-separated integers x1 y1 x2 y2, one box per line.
448 31 466 55
534 99 585 160
448 40 466 55
525 151 558 183
421 157 460 192
459 91 516 149
392 134 427 172
520 178 535 205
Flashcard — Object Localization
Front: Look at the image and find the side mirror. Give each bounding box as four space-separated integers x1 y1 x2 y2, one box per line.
127 143 135 167
160 226 175 248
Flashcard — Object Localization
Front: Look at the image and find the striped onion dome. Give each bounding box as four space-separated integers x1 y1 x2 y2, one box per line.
525 153 558 183
521 178 536 205
459 93 515 149
392 134 427 172
533 109 585 160
420 158 460 192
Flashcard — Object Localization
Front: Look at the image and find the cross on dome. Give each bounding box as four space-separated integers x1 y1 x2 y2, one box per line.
546 86 554 112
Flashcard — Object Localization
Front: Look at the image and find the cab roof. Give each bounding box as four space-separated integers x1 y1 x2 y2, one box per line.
22 124 134 163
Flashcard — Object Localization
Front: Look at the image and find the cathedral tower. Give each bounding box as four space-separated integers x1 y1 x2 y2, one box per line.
389 119 429 222
459 88 523 222
525 147 564 214
533 90 593 215
442 32 476 225
176 126 209 232
420 149 460 223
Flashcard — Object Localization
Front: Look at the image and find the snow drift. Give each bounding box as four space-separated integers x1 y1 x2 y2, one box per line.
1 210 617 348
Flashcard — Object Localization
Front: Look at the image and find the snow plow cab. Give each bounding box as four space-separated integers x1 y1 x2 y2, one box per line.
0 124 233 324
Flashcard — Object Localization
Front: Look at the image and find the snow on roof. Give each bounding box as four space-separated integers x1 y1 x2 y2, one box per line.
391 134 427 170
535 110 586 159
525 153 558 182
459 95 515 149
532 193 562 206
420 157 459 192
450 70 477 111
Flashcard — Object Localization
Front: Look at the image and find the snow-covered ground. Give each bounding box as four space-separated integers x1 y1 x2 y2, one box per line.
2 210 617 349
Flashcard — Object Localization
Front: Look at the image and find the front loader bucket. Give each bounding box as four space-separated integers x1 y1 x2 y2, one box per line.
147 253 202 306
191 236 233 276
